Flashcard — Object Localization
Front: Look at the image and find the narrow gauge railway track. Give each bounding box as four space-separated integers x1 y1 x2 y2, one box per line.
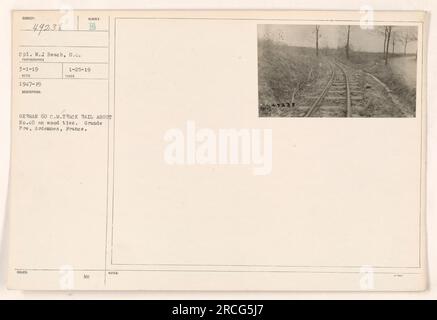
304 61 354 117
259 59 365 117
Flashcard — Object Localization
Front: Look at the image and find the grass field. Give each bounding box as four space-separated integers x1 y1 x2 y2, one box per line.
257 39 329 108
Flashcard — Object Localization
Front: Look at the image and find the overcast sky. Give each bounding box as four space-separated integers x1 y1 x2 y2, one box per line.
258 25 418 54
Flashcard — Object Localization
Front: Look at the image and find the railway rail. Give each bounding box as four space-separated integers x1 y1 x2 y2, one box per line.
259 58 365 117
304 61 358 117
259 57 412 118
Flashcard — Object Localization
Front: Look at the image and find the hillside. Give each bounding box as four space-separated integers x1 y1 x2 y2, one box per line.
257 40 330 114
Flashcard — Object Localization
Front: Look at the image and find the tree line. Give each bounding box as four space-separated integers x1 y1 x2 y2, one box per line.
313 25 417 64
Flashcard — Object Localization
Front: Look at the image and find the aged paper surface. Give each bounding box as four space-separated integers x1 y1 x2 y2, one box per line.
8 10 427 290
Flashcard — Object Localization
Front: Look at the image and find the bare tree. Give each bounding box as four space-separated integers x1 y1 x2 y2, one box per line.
315 25 321 56
277 29 284 42
384 26 392 65
391 31 396 54
398 30 418 56
345 25 351 60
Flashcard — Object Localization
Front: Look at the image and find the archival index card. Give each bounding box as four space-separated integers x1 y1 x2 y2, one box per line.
8 10 427 290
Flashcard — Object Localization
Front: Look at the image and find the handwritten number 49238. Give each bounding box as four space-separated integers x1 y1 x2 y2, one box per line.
32 23 62 36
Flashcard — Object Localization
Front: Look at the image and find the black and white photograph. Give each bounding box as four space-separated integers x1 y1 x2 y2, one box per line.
1 4 434 301
258 24 418 117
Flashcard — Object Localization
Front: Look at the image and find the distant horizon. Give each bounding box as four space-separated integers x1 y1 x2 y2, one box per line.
259 42 418 56
258 25 418 54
